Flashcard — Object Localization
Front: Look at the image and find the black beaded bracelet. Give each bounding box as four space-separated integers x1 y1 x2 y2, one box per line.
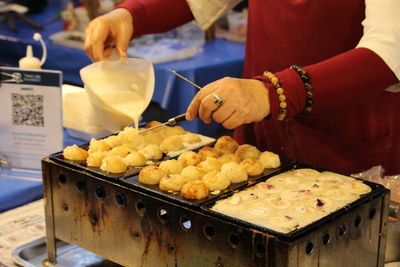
290 64 313 114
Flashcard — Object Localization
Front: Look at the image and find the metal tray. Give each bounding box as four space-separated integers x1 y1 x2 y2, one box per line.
52 137 296 209
119 157 295 208
49 134 215 182
12 237 121 267
201 163 388 242
50 145 158 181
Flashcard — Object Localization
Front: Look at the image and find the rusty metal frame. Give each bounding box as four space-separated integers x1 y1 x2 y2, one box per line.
42 157 389 267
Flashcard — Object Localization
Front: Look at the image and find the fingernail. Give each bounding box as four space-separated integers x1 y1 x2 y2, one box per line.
117 48 127 59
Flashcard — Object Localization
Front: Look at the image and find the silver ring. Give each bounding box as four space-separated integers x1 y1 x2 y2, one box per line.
212 92 224 106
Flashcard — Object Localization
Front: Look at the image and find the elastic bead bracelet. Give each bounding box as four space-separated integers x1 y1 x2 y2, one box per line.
290 64 313 114
263 71 287 121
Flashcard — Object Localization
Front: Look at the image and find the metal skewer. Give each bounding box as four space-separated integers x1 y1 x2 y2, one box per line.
140 113 187 134
166 69 202 91
140 69 202 134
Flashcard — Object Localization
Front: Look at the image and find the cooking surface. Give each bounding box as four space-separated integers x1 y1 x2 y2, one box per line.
201 164 387 241
120 163 288 208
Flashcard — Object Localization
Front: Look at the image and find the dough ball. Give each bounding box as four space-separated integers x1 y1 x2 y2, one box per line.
218 153 241 165
235 144 261 160
201 171 231 191
214 136 239 154
145 121 164 132
198 147 222 159
104 135 122 148
139 165 166 185
107 146 131 158
159 159 184 174
182 133 201 144
197 157 222 173
160 135 184 152
178 151 203 167
240 158 264 176
159 174 187 191
162 126 186 137
100 156 128 173
88 138 111 153
86 151 107 167
221 162 248 183
180 181 209 199
259 151 281 168
63 145 89 161
181 166 205 181
124 151 147 167
117 127 144 148
139 144 163 160
142 132 164 145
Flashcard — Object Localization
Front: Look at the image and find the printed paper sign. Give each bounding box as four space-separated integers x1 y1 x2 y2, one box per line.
0 67 63 169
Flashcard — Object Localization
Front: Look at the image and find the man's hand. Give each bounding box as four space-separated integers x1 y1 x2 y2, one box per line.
186 77 270 129
84 8 133 61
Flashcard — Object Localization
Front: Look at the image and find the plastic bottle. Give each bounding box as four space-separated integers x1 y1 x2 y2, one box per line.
19 33 47 70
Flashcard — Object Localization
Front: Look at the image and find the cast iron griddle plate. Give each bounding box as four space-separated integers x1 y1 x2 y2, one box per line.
49 133 215 181
200 163 387 241
119 158 296 208
50 144 145 181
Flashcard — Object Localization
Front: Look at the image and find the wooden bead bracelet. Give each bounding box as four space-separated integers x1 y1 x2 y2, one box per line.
263 71 287 121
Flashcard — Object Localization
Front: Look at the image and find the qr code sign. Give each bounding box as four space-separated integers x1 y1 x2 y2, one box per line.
11 93 44 127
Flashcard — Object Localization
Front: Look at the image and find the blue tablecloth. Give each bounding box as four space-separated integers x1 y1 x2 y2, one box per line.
0 168 43 212
0 1 245 136
0 130 86 213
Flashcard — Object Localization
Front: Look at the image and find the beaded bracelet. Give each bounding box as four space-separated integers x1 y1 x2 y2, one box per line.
290 64 313 114
263 71 287 121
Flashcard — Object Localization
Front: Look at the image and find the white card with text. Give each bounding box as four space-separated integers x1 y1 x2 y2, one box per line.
0 67 63 169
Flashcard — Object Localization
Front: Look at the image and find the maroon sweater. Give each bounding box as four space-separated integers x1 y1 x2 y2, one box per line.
119 0 400 175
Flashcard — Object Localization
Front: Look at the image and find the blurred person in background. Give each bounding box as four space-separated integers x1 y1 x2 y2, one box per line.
84 0 400 176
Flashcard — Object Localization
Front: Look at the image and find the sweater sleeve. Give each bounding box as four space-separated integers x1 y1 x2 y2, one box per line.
262 48 399 120
117 0 194 38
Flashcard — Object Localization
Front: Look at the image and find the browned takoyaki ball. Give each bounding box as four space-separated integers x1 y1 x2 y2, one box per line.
235 144 261 160
159 174 188 191
145 121 163 132
218 153 241 165
100 156 128 173
180 166 205 181
240 158 264 176
198 146 222 159
88 138 111 153
161 126 186 137
160 135 184 152
124 151 147 167
139 165 166 185
117 127 144 148
214 136 239 154
180 181 209 199
258 151 281 168
178 151 203 167
201 171 231 191
158 159 184 174
142 131 164 145
138 144 163 160
182 132 201 144
86 151 107 167
63 145 89 161
220 162 248 183
107 145 131 158
197 157 222 173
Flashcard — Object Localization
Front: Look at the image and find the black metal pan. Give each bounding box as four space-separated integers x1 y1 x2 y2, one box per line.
200 163 388 241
